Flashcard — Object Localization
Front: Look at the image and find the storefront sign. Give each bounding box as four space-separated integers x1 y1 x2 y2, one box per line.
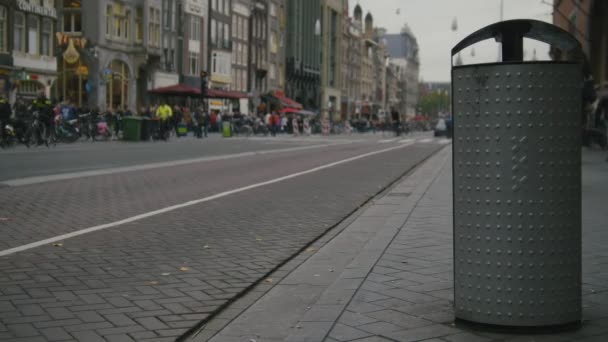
56 33 87 49
16 0 57 18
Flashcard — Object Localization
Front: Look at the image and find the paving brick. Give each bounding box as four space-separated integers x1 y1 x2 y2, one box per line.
105 334 136 342
70 330 106 342
7 323 40 337
135 317 169 330
40 327 72 341
104 313 137 327
327 323 372 341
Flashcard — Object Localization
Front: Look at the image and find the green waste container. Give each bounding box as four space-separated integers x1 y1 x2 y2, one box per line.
222 121 232 138
122 117 142 141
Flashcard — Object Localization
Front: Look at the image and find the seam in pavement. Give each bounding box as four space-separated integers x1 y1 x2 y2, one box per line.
318 148 451 342
181 144 449 342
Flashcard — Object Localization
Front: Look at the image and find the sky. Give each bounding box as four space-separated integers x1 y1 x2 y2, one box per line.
356 0 554 82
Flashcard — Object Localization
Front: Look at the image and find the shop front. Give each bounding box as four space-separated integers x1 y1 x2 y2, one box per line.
56 34 91 106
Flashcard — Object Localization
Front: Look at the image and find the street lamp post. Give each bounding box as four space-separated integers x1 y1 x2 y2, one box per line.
314 18 322 119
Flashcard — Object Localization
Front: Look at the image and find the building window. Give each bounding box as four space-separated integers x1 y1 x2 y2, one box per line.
106 5 112 37
41 18 52 56
190 17 200 41
270 3 276 17
44 0 54 7
0 6 6 52
63 0 82 33
27 15 39 55
14 12 25 53
224 23 229 49
211 19 216 45
148 7 160 47
163 0 170 28
189 51 199 75
224 0 229 15
269 64 275 81
244 18 248 40
124 10 131 40
232 15 237 38
135 7 143 43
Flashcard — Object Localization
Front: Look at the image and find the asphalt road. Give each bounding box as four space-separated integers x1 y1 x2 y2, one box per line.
0 134 448 342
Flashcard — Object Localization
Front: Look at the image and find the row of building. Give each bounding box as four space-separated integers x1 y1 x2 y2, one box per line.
0 0 419 120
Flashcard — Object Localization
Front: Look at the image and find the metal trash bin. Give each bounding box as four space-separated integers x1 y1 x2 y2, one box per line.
452 20 584 329
222 121 232 138
121 117 142 141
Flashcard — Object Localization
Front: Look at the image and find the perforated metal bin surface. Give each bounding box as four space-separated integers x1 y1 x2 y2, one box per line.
452 62 582 327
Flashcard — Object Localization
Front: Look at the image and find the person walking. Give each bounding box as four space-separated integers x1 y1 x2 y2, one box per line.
155 103 173 141
217 112 222 133
271 112 280 137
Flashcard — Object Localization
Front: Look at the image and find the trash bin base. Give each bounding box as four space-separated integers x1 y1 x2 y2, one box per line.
454 318 582 334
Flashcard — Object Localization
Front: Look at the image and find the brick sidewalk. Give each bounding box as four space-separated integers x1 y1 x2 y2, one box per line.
198 148 608 342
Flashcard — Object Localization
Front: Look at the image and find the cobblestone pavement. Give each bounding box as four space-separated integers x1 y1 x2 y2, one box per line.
0 137 445 341
204 148 608 342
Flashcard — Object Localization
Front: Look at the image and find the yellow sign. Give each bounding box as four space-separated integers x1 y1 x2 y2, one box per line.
56 32 87 48
76 65 89 76
210 100 223 106
63 39 80 64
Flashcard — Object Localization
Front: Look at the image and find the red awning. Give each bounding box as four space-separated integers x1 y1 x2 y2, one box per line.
273 90 303 109
148 84 201 96
207 88 248 99
149 84 248 99
279 107 299 114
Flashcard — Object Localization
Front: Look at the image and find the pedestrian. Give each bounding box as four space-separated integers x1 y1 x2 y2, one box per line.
202 110 209 138
292 116 299 136
272 112 280 137
172 105 183 137
0 95 11 146
265 112 272 132
155 102 173 141
193 107 203 139
217 111 222 133
391 110 401 137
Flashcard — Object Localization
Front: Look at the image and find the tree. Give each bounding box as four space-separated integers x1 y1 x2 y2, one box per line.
418 91 450 118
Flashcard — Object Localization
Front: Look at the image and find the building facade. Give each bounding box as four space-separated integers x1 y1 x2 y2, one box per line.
340 2 362 120
249 0 268 95
230 0 248 93
55 0 160 111
285 0 321 110
0 0 58 104
359 11 376 117
209 0 232 92
267 0 285 91
553 0 608 102
180 0 209 91
383 24 419 117
319 0 342 121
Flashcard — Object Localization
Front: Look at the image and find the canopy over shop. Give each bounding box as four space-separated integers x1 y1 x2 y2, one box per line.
148 84 248 112
259 90 303 114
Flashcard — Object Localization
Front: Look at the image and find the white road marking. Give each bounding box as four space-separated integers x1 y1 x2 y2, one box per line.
399 139 415 144
438 139 452 145
1 143 346 187
378 139 397 143
418 138 434 143
0 142 415 257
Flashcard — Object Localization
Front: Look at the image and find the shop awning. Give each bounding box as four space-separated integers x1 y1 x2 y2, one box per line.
273 90 303 109
149 84 248 99
279 107 300 114
207 88 248 99
148 83 201 96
